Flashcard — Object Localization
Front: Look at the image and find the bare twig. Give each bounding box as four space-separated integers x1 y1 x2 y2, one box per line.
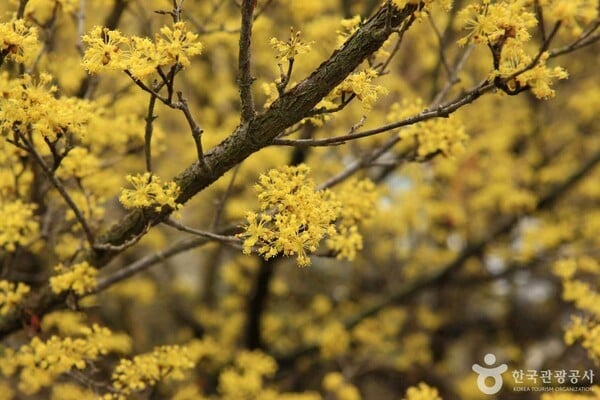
94 237 211 292
238 0 257 122
164 218 241 243
16 132 95 247
76 0 86 55
144 92 158 173
93 222 151 252
274 79 491 147
211 164 241 230
17 0 29 19
175 91 209 172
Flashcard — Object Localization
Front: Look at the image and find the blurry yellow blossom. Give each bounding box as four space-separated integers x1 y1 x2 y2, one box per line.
404 382 442 400
0 281 30 316
49 261 98 295
41 311 87 335
50 383 96 400
0 200 38 252
543 0 598 36
218 350 277 399
1 324 116 395
323 372 361 400
319 321 350 359
110 345 195 397
270 27 313 60
56 147 101 179
0 19 40 64
327 178 377 260
119 172 181 212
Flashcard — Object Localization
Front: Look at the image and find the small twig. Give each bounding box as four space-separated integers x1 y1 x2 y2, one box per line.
93 237 212 293
276 58 294 95
549 19 600 58
124 70 170 104
76 0 86 55
274 80 491 147
428 13 452 78
164 219 241 245
211 164 241 230
17 132 95 247
144 92 158 173
93 222 151 252
238 0 257 122
17 0 29 19
534 0 547 41
175 91 209 172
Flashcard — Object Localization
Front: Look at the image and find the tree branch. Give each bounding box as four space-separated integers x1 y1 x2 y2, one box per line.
238 0 256 122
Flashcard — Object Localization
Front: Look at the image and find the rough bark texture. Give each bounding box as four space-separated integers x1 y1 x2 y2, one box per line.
0 2 417 338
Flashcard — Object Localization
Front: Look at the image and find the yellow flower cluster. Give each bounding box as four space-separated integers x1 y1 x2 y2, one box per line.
457 1 537 46
108 345 195 398
457 1 569 99
334 69 389 110
217 350 320 400
56 147 101 180
82 22 203 78
0 199 39 252
319 321 351 359
1 325 116 395
241 166 378 266
0 280 30 316
119 172 181 212
496 48 568 99
270 27 313 60
404 382 442 400
49 261 98 295
241 164 340 266
553 257 600 362
388 99 468 157
0 73 91 141
323 372 361 400
0 19 40 64
218 350 277 397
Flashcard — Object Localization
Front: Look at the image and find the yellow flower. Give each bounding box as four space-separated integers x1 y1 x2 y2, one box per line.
119 172 181 212
404 382 442 400
156 22 203 68
0 19 40 64
81 26 129 74
239 165 340 266
334 69 388 110
49 262 98 295
269 27 313 60
0 281 30 316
